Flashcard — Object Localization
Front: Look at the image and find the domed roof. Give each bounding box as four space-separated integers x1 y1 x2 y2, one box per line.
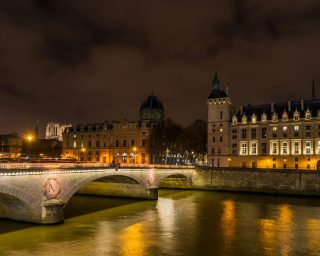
139 94 165 122
139 94 164 112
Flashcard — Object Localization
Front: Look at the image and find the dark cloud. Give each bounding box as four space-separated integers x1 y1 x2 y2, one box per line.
0 0 319 134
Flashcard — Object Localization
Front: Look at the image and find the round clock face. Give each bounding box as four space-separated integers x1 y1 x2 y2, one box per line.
43 177 61 199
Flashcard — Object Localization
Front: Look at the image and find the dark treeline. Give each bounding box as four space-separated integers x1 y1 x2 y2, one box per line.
150 118 207 165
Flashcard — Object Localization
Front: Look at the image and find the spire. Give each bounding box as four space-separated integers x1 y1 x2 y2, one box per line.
212 72 220 90
35 117 39 139
312 80 316 99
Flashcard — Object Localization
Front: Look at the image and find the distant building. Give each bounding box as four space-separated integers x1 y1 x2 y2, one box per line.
207 73 320 170
62 94 165 163
46 122 71 141
0 133 22 158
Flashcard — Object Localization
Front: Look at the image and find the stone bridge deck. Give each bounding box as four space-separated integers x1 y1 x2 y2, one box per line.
0 163 193 224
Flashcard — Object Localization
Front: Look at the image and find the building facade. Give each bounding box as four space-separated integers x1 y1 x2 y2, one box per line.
62 95 165 164
46 122 71 141
0 133 23 158
208 73 320 170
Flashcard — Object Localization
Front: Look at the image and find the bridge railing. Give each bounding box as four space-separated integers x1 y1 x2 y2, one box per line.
0 162 194 170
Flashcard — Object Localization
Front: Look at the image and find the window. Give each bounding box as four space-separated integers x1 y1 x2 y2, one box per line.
306 125 311 130
261 128 267 138
251 128 256 139
212 148 215 155
73 141 77 148
261 113 267 122
294 125 299 137
294 111 300 121
316 141 320 154
282 112 288 121
272 113 278 122
250 142 257 155
261 142 267 154
242 129 247 139
88 141 92 148
272 127 277 132
272 142 277 154
142 139 146 147
252 114 257 124
220 111 223 120
282 142 288 155
305 110 311 120
232 129 237 139
96 141 100 147
242 115 247 124
115 140 119 147
131 139 135 146
305 141 312 154
218 148 221 155
213 137 215 143
306 132 311 137
123 140 127 147
240 142 248 155
220 136 223 142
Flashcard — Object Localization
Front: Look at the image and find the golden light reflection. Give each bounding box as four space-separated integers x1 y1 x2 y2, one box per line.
278 205 293 256
221 200 236 243
259 219 276 255
120 223 147 256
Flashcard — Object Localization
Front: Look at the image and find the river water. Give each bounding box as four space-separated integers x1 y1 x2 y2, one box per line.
0 190 320 256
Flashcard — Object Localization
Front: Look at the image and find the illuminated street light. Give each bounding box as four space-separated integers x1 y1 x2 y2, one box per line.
25 134 34 156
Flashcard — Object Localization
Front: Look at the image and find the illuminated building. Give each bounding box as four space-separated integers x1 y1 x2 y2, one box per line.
62 94 165 163
208 73 320 170
46 122 71 141
0 133 22 158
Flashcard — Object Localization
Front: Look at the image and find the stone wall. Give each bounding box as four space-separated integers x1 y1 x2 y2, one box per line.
192 168 320 196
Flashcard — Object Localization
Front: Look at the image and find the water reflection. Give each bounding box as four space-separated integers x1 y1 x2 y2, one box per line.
0 191 320 255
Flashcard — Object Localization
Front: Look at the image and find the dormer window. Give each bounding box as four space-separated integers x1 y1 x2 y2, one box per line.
272 113 278 122
242 114 247 124
293 110 300 121
305 109 311 120
232 115 237 125
282 111 288 122
251 113 257 124
261 113 267 123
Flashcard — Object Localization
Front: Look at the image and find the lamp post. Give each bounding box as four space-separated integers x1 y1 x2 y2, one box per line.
79 147 86 161
26 134 33 157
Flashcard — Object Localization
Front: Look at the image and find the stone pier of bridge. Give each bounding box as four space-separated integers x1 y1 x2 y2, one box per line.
0 163 193 224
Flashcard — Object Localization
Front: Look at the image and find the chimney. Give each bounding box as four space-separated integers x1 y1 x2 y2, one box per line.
240 105 243 115
271 103 274 113
301 100 304 111
288 101 291 112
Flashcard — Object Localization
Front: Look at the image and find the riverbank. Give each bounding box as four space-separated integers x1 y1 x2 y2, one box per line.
161 168 320 197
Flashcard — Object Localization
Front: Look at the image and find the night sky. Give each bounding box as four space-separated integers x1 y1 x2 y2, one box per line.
1 0 320 135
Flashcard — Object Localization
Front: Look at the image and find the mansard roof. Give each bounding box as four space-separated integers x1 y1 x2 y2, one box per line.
234 99 320 122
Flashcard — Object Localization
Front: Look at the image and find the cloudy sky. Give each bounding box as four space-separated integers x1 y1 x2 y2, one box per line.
0 0 320 134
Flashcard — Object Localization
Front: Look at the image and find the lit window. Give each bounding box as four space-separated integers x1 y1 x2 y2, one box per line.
305 141 312 154
272 127 277 132
316 141 320 154
73 141 77 148
242 114 247 124
283 126 287 131
250 142 257 155
272 142 277 154
294 125 299 131
240 142 248 155
252 114 257 124
282 142 288 155
305 109 311 120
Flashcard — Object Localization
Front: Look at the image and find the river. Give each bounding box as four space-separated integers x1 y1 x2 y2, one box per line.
0 190 320 256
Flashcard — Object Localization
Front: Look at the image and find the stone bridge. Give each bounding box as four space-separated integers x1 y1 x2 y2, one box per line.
0 163 193 224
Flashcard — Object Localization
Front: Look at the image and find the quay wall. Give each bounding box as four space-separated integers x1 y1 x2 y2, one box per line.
190 168 320 196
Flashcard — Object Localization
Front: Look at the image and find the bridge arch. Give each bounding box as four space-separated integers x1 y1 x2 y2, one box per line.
158 173 192 189
61 173 146 204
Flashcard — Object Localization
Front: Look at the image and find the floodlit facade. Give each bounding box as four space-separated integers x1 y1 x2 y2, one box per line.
62 94 165 164
207 73 320 170
46 122 71 141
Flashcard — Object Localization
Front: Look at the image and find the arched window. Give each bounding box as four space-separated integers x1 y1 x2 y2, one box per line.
282 111 288 122
232 115 237 125
272 113 278 122
293 110 300 121
242 114 247 124
261 113 267 123
251 113 257 124
305 109 311 120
